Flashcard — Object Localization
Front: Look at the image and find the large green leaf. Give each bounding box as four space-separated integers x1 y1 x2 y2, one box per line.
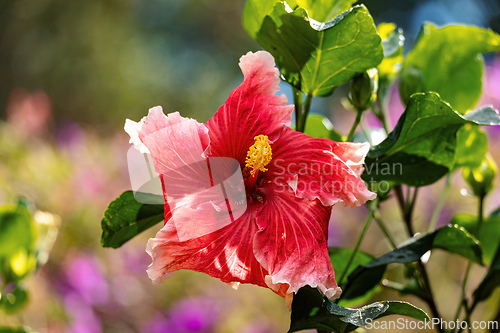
341 224 482 300
101 191 164 248
364 93 500 186
244 1 383 96
289 286 429 333
452 213 500 265
399 23 500 113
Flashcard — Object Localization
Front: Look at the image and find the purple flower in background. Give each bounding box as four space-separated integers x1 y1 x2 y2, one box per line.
143 298 219 333
64 254 109 305
56 254 109 333
64 292 103 333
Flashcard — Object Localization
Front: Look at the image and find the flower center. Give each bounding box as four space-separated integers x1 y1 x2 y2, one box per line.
245 135 272 176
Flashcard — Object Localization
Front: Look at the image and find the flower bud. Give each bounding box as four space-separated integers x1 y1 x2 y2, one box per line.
462 153 498 197
350 68 378 111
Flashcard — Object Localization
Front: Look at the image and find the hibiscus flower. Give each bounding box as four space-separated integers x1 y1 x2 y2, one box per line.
125 51 376 300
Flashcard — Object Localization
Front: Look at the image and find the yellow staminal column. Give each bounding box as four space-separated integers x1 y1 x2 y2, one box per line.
245 135 272 176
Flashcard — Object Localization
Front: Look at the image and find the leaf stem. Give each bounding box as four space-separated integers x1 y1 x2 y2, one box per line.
337 199 378 286
347 109 363 142
428 173 452 232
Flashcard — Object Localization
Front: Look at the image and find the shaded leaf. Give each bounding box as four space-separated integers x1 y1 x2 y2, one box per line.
289 286 429 333
341 225 482 300
329 248 374 279
490 206 500 217
244 2 383 96
399 23 500 113
101 191 164 248
473 244 500 303
364 93 500 186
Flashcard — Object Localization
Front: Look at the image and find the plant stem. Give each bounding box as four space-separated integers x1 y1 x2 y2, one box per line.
417 260 444 333
456 194 486 333
394 184 444 332
360 121 374 145
453 261 472 332
374 212 397 249
347 109 363 142
337 199 378 285
394 185 416 236
428 173 452 232
298 93 313 133
293 87 303 132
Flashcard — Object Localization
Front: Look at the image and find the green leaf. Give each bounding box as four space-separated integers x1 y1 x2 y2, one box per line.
101 191 164 248
490 206 500 217
473 244 500 304
452 213 500 265
0 206 37 282
399 23 500 113
329 248 374 279
453 124 487 169
242 0 280 41
304 114 344 141
364 93 500 186
289 286 429 333
341 225 482 300
244 2 384 96
0 285 29 314
294 0 355 22
329 248 381 305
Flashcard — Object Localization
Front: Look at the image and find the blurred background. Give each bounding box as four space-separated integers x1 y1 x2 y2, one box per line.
0 0 499 332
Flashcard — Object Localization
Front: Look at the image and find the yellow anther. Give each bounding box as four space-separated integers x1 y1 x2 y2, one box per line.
245 135 272 176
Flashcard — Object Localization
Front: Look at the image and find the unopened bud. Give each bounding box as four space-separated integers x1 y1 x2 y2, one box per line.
350 68 378 111
462 153 497 197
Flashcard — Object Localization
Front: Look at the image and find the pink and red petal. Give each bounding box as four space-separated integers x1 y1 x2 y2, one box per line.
146 200 268 288
253 186 341 299
206 51 294 163
265 127 376 207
